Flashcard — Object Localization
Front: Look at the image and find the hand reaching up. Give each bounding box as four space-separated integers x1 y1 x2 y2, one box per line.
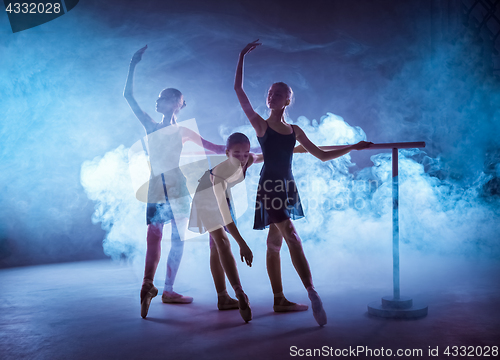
131 45 147 65
240 39 261 57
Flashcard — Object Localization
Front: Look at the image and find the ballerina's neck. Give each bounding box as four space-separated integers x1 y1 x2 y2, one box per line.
268 108 286 121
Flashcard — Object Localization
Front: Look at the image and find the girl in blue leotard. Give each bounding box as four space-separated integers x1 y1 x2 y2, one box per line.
124 45 226 318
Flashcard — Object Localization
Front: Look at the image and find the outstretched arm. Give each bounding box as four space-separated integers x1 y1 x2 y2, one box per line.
124 45 156 133
234 40 267 137
293 144 351 153
180 127 226 154
250 152 263 164
250 145 304 163
293 125 372 162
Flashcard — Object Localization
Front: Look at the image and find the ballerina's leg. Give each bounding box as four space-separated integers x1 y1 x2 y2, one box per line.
209 232 239 310
275 219 326 324
162 217 193 303
164 217 185 291
266 224 284 294
144 222 164 283
140 222 163 318
211 227 252 321
274 219 313 289
209 234 227 294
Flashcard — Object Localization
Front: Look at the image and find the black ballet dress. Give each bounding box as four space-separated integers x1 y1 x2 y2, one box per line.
254 124 304 230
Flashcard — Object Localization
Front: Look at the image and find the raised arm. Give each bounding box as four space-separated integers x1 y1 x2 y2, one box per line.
234 40 267 136
123 45 156 133
293 125 372 162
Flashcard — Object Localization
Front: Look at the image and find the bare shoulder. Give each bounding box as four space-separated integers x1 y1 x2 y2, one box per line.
179 126 200 142
246 153 256 168
292 124 315 147
179 126 192 137
212 159 230 178
291 124 305 137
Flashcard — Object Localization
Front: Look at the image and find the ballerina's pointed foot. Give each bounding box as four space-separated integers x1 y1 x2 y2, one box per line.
308 290 327 326
236 292 252 322
161 291 193 304
218 295 240 310
273 297 308 312
140 282 158 318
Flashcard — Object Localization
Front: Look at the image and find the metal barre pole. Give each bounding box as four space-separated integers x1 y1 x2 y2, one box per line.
367 140 428 318
392 148 400 300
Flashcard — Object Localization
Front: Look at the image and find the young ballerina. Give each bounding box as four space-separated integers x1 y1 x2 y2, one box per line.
189 132 259 322
124 45 226 318
234 40 372 326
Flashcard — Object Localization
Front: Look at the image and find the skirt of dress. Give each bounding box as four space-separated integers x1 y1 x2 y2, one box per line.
188 171 236 234
146 172 191 225
253 172 304 230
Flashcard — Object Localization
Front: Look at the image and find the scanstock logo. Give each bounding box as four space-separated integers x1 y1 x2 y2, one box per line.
3 0 79 33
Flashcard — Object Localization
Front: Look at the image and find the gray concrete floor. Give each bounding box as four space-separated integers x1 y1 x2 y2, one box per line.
1 255 499 360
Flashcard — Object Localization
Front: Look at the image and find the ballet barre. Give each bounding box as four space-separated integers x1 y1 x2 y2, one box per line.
183 140 429 318
315 141 426 150
364 141 428 318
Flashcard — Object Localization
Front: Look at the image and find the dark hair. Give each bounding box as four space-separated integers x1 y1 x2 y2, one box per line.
226 132 250 150
159 88 182 100
271 82 294 105
159 88 185 109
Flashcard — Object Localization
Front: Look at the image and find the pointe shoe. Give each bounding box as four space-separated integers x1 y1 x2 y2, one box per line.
140 283 158 318
273 297 309 312
236 292 252 322
217 295 239 310
161 291 193 304
308 290 327 326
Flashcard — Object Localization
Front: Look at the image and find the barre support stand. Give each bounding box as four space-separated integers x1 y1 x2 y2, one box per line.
366 142 428 319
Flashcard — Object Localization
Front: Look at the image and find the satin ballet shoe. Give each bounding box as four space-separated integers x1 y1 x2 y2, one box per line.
161 291 193 304
273 297 309 312
308 290 327 326
217 295 239 310
140 282 158 318
236 292 252 322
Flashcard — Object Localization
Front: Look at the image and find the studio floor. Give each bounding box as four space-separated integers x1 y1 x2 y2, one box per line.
1 253 499 360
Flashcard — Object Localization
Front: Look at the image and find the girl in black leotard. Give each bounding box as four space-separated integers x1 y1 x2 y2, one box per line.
234 40 371 326
254 115 304 229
